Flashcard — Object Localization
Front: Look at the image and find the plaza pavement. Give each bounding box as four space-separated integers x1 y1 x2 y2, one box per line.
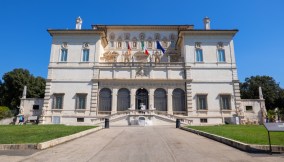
0 126 283 162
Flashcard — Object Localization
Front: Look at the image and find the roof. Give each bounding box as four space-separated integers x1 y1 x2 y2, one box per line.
92 24 194 30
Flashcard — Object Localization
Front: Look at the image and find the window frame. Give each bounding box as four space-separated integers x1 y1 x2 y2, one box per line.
220 94 231 110
196 94 208 110
109 41 115 48
52 93 64 109
217 49 226 62
195 48 203 62
82 49 90 62
60 49 68 62
200 118 208 123
245 106 253 111
76 93 87 110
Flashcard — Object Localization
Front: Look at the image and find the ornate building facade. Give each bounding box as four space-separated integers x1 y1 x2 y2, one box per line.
37 17 266 125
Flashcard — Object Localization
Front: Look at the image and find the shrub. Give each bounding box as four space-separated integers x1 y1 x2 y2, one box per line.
0 106 12 120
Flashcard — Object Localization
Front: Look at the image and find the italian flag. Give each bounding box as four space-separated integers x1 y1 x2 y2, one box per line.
141 41 149 55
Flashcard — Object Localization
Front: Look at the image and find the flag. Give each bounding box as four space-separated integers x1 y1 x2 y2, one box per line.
141 41 149 55
127 42 131 51
156 41 165 54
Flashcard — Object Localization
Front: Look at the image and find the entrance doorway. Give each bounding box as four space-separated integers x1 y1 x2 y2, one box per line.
136 88 149 110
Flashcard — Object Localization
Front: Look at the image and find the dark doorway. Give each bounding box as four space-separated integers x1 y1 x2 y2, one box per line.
136 88 149 110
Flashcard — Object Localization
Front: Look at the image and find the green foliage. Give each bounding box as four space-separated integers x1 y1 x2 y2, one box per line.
267 109 276 122
0 125 96 144
0 68 46 111
0 106 12 120
240 75 284 110
188 125 284 145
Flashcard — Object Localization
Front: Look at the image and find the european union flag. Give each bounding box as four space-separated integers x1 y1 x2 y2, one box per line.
156 41 165 54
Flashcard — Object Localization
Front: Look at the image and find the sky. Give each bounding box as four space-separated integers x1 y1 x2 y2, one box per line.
0 0 284 87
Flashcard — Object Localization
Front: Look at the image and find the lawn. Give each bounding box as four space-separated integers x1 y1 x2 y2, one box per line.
187 125 284 145
0 125 96 144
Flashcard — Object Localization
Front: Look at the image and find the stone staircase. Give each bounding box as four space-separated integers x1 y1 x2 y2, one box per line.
91 110 192 126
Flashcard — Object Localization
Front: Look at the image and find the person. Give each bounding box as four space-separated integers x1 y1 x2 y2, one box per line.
19 115 24 125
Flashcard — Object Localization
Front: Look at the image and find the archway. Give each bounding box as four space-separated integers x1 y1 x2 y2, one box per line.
172 88 185 112
136 88 149 110
154 88 167 111
99 88 112 112
117 88 130 111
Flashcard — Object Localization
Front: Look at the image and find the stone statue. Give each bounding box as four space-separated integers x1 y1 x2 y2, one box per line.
154 51 161 63
124 51 131 63
136 66 145 76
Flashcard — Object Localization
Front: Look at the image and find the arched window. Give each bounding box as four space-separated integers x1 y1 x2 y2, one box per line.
154 88 167 111
117 88 130 111
172 89 185 112
99 88 112 112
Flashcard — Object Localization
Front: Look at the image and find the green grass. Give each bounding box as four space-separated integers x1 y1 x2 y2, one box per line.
0 125 96 144
187 125 284 145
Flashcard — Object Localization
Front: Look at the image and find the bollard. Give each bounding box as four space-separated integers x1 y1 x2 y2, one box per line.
176 119 181 128
105 118 109 128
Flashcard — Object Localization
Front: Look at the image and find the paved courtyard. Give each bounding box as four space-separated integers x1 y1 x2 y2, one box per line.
0 126 283 162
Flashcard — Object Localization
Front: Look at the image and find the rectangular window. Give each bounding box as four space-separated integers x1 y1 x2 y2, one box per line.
82 49 89 62
76 94 87 109
33 105 39 110
60 49 68 62
218 49 225 62
110 41 114 48
200 118 208 123
53 94 64 109
117 41 122 48
220 95 231 110
77 118 84 122
246 106 253 111
133 41 137 48
197 95 207 110
148 41 152 49
196 49 203 62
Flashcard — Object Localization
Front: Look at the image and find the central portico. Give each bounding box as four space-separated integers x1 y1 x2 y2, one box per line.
98 80 185 116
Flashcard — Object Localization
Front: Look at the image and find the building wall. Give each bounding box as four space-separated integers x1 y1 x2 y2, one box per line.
38 25 264 125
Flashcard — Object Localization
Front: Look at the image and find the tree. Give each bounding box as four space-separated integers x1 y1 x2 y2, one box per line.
0 68 46 111
240 75 283 110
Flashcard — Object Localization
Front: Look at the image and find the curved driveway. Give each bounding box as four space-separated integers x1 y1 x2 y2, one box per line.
1 126 283 162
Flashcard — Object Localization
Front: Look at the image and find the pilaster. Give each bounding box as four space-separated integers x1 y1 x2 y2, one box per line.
167 88 173 115
111 88 118 114
149 88 154 110
90 81 99 115
130 88 136 109
186 82 193 116
40 79 52 124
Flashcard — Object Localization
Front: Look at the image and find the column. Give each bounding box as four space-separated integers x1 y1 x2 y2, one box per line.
111 88 118 114
149 88 154 110
130 88 136 110
167 88 173 115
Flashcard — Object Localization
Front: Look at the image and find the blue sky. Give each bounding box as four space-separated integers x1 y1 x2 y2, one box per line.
0 0 284 87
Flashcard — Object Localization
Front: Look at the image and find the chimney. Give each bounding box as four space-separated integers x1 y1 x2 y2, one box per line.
203 17 210 30
76 16 82 30
22 85 27 99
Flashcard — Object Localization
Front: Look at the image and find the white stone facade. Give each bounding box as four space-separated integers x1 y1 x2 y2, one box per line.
38 19 266 125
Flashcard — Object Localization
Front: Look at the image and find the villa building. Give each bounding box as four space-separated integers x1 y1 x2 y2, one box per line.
20 17 266 126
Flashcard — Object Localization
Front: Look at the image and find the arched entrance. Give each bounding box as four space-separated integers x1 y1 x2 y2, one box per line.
99 88 112 112
172 88 185 112
154 88 167 111
136 88 149 110
117 88 130 111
